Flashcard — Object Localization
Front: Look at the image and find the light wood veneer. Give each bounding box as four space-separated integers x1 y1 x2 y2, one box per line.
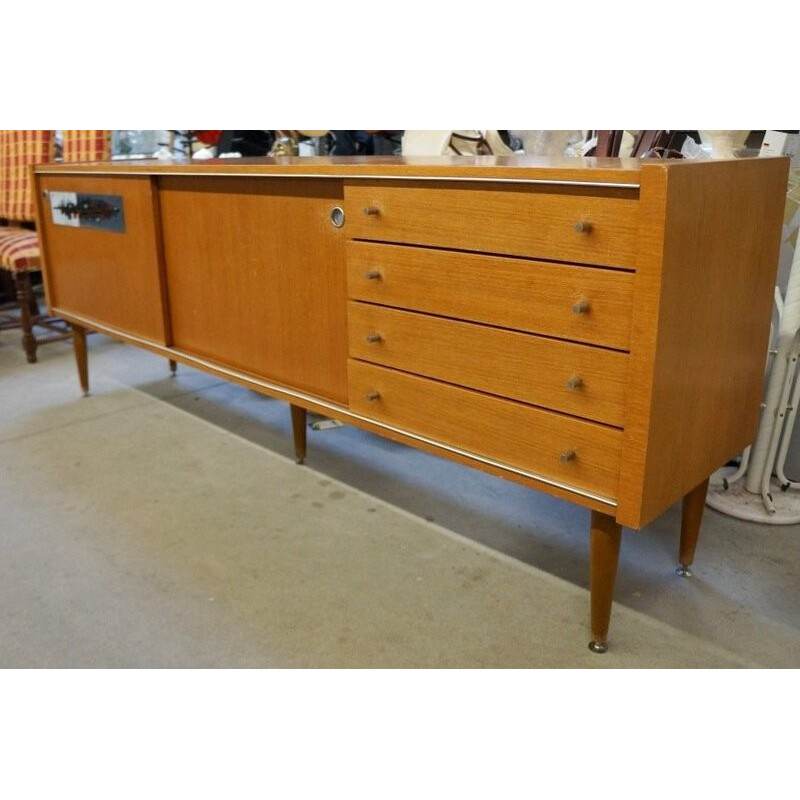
345 181 640 268
33 155 789 651
347 302 628 427
347 241 635 350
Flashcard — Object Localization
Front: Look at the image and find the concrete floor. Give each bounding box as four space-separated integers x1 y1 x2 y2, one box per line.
1 324 799 667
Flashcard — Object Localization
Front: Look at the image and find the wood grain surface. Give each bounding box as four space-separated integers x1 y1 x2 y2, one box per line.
36 175 169 344
347 241 634 351
34 154 645 186
346 181 640 268
617 158 789 528
348 359 622 500
348 302 628 427
158 176 349 403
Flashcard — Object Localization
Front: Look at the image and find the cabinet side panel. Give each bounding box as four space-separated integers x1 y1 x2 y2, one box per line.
618 158 788 528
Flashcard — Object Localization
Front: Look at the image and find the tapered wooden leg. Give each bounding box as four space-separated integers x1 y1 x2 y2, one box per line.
677 478 709 577
16 271 37 363
589 510 622 653
71 323 89 396
290 404 307 464
168 359 177 376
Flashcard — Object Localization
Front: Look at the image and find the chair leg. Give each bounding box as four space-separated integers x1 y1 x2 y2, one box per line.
15 271 37 363
27 288 40 315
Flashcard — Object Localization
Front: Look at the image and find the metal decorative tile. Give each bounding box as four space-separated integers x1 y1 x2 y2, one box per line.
49 192 125 233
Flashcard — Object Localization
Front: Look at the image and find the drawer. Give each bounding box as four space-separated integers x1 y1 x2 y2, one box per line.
349 360 621 501
349 303 628 427
345 182 639 268
347 241 634 351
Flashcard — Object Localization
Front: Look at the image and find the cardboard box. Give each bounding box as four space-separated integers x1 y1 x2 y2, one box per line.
760 130 799 158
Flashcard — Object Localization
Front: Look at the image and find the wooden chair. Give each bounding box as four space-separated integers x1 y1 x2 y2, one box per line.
0 130 111 362
61 129 111 162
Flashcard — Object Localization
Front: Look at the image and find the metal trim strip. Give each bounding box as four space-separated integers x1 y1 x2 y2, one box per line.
36 168 640 190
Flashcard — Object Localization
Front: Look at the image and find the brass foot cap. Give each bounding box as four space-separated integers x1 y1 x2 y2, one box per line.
588 640 608 654
676 565 693 578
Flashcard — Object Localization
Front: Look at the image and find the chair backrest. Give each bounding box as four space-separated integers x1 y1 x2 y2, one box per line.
61 130 111 162
0 130 55 223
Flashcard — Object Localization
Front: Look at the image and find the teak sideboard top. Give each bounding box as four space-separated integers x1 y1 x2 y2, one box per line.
32 155 789 651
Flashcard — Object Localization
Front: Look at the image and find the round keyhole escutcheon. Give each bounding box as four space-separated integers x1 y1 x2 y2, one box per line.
330 206 345 228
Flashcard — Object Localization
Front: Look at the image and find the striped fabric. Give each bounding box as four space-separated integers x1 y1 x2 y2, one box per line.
0 130 54 222
62 129 111 162
0 227 40 272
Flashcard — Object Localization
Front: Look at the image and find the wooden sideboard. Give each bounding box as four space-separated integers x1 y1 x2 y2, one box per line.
33 155 788 652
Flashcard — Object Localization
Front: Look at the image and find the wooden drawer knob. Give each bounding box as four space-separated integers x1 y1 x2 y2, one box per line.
560 450 577 462
573 221 593 233
365 333 383 343
363 206 381 216
572 299 590 315
365 390 381 401
364 269 382 280
565 375 583 390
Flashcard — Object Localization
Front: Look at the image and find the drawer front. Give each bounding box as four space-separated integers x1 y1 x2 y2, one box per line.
349 360 621 500
349 303 628 427
347 241 634 351
345 182 639 268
